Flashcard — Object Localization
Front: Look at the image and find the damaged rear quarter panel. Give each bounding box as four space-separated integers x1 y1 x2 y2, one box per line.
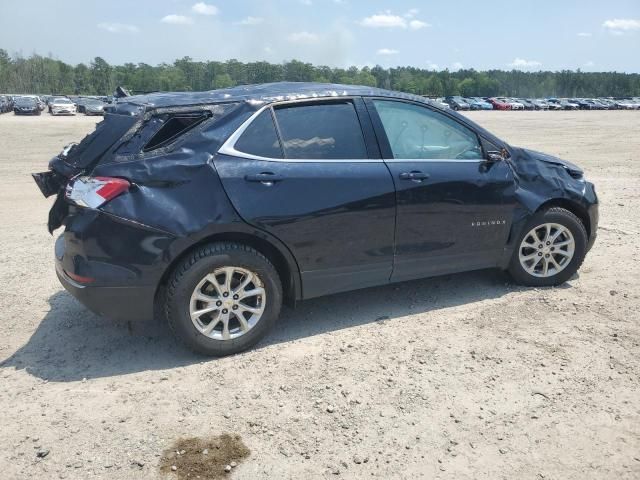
89 100 301 292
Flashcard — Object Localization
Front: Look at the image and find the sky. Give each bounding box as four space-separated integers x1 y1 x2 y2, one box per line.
1 0 639 72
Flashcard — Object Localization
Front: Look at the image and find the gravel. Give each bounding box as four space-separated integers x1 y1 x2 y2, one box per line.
0 111 639 479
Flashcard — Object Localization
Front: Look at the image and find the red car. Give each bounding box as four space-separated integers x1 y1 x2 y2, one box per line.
488 97 512 110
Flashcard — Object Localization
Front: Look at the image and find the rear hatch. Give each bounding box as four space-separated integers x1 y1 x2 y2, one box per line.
32 108 140 232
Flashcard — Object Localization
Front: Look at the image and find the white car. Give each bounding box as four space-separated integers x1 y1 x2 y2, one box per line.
434 97 451 109
499 98 523 110
49 97 76 116
617 99 640 110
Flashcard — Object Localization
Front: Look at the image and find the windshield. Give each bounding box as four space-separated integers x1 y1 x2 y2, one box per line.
16 97 36 106
54 98 72 104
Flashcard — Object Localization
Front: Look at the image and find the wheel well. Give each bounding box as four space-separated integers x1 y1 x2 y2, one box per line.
155 232 299 311
537 199 591 237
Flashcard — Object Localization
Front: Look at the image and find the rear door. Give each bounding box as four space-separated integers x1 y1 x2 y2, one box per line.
365 98 515 282
214 98 396 298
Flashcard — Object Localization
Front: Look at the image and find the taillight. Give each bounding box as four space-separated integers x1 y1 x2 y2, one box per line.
66 176 130 208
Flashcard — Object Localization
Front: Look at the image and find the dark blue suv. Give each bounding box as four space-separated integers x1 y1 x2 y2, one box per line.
33 82 598 356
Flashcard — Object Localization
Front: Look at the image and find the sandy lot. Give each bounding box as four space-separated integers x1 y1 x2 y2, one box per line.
0 110 638 479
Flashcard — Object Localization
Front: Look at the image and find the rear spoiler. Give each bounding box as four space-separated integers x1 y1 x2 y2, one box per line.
114 86 131 98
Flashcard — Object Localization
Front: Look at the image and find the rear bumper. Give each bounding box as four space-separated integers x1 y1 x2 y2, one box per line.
55 256 155 321
53 208 176 321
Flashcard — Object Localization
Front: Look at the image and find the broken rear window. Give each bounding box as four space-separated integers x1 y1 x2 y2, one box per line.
115 104 239 157
143 113 210 152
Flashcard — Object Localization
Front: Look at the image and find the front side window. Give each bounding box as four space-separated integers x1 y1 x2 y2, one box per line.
273 102 367 160
372 100 483 160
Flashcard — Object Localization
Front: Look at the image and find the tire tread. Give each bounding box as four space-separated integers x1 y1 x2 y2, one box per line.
509 207 588 287
165 242 280 355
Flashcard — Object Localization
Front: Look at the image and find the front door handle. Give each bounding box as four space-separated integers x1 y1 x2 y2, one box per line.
244 172 284 185
399 171 429 181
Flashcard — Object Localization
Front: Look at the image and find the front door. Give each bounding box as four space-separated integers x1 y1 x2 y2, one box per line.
214 98 396 298
365 98 515 282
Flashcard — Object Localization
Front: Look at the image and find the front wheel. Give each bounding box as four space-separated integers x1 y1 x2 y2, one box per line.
165 243 282 356
508 207 588 287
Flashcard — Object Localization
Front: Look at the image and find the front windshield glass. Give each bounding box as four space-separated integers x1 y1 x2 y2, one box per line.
16 97 36 106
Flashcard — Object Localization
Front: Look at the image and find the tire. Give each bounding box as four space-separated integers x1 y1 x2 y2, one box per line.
165 242 282 356
508 207 588 287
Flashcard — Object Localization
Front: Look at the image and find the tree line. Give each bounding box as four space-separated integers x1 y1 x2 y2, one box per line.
1 49 639 98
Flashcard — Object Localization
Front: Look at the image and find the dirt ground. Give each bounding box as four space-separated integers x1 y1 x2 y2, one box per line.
0 110 638 480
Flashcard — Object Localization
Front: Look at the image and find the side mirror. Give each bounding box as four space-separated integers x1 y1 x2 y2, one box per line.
486 151 504 162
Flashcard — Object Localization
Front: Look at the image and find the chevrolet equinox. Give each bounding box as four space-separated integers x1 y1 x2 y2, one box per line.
33 83 598 356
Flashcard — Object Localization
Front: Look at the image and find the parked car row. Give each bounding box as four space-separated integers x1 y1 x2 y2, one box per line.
436 95 640 111
4 92 639 116
0 94 109 116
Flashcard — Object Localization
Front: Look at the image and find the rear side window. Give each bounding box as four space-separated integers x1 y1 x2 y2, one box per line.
143 113 209 152
234 109 283 158
273 102 367 160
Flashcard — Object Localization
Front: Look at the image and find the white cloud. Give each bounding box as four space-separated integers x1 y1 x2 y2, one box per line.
377 48 399 55
191 2 218 15
300 0 312 5
404 8 419 18
577 32 592 37
97 22 139 34
236 16 264 26
602 18 640 31
287 31 320 43
360 13 407 28
508 57 542 69
360 12 431 30
426 62 439 70
409 19 430 30
450 62 464 71
584 60 595 67
161 14 194 25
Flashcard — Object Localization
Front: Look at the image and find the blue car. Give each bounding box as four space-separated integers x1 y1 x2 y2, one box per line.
465 97 494 110
33 82 598 356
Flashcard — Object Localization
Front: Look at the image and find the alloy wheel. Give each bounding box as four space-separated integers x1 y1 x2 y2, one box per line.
189 267 266 340
518 223 575 278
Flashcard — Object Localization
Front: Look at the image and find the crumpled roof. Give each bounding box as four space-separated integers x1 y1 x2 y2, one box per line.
108 81 504 148
118 82 434 108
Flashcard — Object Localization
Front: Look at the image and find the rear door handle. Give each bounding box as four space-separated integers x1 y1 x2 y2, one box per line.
399 171 430 181
244 172 284 185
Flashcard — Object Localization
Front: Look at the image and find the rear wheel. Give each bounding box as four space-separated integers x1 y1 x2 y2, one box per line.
165 243 282 356
508 207 588 287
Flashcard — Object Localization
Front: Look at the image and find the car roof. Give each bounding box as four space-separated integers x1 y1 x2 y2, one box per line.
110 81 506 149
119 81 433 109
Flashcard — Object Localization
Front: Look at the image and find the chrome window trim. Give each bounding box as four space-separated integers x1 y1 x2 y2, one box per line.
218 100 487 164
385 158 484 163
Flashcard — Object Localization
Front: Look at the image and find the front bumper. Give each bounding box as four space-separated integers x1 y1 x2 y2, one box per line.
586 185 599 252
52 108 76 115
